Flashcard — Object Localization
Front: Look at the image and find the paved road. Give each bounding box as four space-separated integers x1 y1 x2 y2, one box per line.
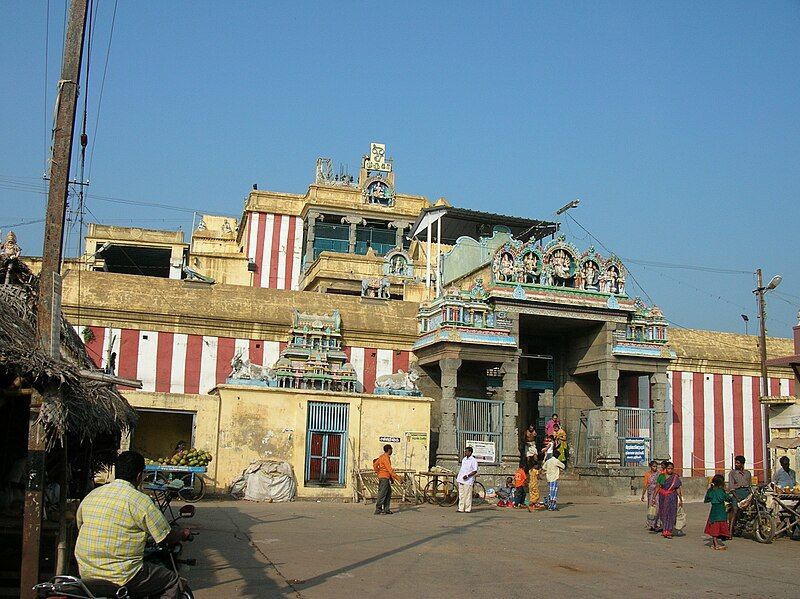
186 497 796 598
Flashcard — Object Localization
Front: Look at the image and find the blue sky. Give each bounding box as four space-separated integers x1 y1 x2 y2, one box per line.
1 2 798 337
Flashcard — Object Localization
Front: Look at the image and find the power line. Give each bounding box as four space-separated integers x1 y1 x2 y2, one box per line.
0 218 46 229
565 212 657 306
88 0 117 178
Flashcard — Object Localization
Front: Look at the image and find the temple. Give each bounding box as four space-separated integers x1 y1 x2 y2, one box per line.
18 142 797 496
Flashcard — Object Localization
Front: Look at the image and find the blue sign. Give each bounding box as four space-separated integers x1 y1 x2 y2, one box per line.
624 437 647 464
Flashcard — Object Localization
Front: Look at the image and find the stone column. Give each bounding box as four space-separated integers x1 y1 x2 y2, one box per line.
305 211 322 264
341 215 365 253
650 371 670 462
500 353 520 466
596 365 620 465
389 220 411 249
436 357 461 465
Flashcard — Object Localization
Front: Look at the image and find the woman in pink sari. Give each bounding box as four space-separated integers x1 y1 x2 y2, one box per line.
656 461 683 538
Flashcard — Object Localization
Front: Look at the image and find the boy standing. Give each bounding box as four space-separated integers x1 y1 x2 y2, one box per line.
543 456 565 511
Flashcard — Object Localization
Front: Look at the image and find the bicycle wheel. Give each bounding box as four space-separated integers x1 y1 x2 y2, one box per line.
436 480 458 507
423 480 439 505
471 481 487 505
179 474 206 501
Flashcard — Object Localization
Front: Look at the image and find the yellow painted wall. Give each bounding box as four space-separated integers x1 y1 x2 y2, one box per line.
213 385 432 498
122 387 431 499
131 410 194 460
122 391 222 488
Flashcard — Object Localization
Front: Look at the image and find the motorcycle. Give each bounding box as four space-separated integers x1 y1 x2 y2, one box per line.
732 484 777 543
34 482 198 598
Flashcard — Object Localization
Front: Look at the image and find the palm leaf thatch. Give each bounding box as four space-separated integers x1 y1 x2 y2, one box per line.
0 262 136 445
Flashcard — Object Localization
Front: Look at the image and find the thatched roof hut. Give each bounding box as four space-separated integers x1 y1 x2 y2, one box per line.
0 261 136 446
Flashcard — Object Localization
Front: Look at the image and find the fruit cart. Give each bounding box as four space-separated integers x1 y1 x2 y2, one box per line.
144 464 207 501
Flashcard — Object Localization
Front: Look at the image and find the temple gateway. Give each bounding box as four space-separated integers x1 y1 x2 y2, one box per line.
23 142 797 497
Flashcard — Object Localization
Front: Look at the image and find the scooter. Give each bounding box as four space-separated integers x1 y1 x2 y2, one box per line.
34 487 198 598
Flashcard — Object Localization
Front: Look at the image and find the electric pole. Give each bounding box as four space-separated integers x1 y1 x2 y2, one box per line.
22 0 88 596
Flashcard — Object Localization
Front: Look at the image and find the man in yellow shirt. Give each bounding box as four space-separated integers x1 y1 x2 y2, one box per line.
75 451 190 598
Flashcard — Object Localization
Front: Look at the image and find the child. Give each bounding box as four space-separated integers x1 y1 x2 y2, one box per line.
542 456 565 511
704 474 733 550
527 457 543 511
497 476 515 507
513 463 528 507
542 435 555 462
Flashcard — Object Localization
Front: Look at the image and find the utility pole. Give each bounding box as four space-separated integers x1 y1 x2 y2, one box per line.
22 1 88 596
755 268 772 481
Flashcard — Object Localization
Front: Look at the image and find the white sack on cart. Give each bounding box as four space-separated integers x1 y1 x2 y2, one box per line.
230 460 296 502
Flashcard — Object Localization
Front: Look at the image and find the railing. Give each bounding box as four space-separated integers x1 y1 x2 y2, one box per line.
456 397 503 465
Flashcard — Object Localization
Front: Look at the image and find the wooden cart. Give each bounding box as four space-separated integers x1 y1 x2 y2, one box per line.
772 492 800 539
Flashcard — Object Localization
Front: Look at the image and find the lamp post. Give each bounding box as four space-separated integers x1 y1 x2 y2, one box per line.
754 268 782 479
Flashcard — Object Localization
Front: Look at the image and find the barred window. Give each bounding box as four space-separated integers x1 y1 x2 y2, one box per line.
456 397 503 464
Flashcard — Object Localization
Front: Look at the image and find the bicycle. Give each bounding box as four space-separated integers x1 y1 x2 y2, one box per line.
438 478 487 508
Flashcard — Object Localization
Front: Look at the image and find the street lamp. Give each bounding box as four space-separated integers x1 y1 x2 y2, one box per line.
754 268 782 478
555 199 580 215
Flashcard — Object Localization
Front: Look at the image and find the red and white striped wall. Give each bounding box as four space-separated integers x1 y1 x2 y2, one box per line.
77 326 410 395
244 211 304 290
622 373 796 477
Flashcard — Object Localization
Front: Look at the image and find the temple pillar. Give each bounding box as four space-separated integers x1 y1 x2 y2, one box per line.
305 211 322 264
389 220 411 249
436 357 461 464
596 365 620 465
500 353 520 465
341 215 364 253
650 371 670 462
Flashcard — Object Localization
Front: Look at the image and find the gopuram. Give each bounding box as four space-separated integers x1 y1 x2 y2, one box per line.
23 142 796 496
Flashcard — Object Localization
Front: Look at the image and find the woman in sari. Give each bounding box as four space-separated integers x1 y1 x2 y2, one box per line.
656 461 683 538
640 460 660 531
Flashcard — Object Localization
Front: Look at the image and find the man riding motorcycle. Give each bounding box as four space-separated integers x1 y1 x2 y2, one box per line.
75 451 191 598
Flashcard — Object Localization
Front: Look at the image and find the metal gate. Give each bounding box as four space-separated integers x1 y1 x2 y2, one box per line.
575 407 654 467
306 402 349 485
456 397 503 464
617 407 654 467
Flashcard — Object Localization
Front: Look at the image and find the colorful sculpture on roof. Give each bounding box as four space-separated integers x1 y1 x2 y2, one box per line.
414 279 516 350
271 310 359 392
491 235 626 295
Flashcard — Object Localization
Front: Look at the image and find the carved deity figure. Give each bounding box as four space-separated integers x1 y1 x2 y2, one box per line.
583 261 600 291
522 252 539 283
1 231 21 285
550 249 573 286
388 254 407 276
499 252 514 282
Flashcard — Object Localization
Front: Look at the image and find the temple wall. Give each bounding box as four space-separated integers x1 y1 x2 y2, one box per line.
121 387 431 498
243 211 304 290
618 372 795 479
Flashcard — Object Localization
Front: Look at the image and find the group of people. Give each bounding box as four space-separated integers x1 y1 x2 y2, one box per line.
641 454 799 550
525 414 568 465
641 460 684 539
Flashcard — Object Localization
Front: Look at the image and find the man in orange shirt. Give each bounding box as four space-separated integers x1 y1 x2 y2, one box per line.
373 444 400 515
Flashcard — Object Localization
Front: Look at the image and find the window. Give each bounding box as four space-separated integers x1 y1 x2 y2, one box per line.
313 223 350 259
305 402 349 486
456 397 503 465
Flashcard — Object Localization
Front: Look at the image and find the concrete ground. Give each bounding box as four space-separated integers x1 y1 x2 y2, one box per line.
185 496 797 599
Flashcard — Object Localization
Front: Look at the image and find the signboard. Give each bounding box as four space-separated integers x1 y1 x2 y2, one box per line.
379 436 401 443
465 440 496 464
405 432 428 441
624 437 647 464
364 142 392 172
